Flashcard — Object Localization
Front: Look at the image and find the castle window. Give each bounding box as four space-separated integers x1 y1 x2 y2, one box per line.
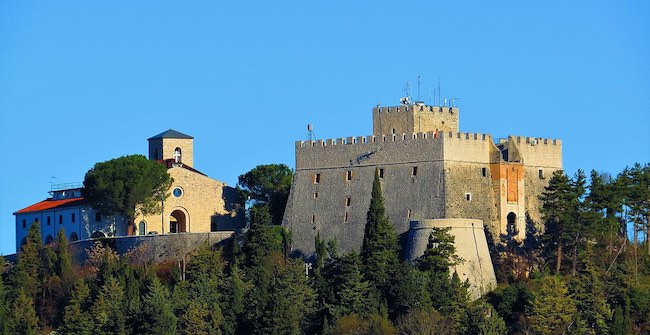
392 128 396 134
378 168 385 179
538 169 545 179
22 219 26 229
344 212 348 223
346 197 351 207
314 192 319 198
313 173 321 184
95 212 101 222
412 166 418 177
346 170 352 181
47 216 51 225
465 193 472 201
311 215 316 224
59 215 63 224
71 213 75 223
174 147 182 163
407 209 412 218
482 167 487 177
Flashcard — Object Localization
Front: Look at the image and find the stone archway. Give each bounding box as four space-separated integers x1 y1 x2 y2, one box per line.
170 210 187 233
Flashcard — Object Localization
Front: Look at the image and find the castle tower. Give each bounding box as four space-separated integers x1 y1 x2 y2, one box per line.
372 103 459 136
147 129 194 167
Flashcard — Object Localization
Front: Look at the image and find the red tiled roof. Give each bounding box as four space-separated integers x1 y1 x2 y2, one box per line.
14 197 87 214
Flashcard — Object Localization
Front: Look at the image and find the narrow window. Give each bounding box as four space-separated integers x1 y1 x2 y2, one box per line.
344 212 349 223
59 215 63 224
346 197 351 207
22 219 26 229
314 192 319 198
378 168 385 179
407 209 412 218
482 167 487 177
314 173 321 184
35 217 39 223
538 169 544 179
412 166 418 176
47 216 51 225
71 213 76 223
346 170 352 181
95 212 101 222
311 215 316 224
174 147 182 163
392 128 396 134
465 193 472 201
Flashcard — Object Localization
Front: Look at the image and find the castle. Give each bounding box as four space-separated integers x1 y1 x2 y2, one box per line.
282 100 562 297
14 129 244 250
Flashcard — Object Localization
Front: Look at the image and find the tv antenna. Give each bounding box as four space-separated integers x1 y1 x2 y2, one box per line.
307 124 315 142
404 82 411 99
417 75 421 101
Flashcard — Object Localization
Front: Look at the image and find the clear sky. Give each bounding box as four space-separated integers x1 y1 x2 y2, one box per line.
1 1 648 255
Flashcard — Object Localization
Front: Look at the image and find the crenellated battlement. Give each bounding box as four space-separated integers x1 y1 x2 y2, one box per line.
372 105 459 115
296 131 495 149
507 135 561 146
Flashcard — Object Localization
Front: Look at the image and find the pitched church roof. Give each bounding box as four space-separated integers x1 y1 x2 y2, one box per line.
148 129 193 140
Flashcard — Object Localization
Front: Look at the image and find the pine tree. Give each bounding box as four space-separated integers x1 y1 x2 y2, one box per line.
361 170 399 301
0 268 9 335
466 302 507 335
221 264 246 335
140 277 177 335
9 289 39 335
540 170 579 274
60 281 94 335
527 276 578 335
12 222 42 300
570 246 612 335
92 276 127 335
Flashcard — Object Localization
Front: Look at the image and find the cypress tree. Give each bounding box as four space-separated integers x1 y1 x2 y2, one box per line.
361 170 399 301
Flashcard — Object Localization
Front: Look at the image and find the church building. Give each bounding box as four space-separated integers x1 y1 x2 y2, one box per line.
14 129 243 252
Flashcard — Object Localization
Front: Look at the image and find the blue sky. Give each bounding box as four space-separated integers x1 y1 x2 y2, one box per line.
1 1 648 255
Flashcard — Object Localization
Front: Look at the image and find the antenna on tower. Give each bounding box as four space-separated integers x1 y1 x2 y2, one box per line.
437 78 441 106
307 124 315 142
404 82 411 99
417 75 421 101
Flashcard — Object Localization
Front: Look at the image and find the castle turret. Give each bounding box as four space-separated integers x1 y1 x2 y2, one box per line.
372 103 459 136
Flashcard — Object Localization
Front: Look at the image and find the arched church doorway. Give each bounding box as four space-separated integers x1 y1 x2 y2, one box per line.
507 212 517 236
170 210 187 233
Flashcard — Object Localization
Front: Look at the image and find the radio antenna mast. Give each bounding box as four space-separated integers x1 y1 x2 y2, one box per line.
417 75 421 101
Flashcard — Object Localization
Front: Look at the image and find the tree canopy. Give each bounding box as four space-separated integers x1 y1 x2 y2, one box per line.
237 163 293 224
83 154 172 227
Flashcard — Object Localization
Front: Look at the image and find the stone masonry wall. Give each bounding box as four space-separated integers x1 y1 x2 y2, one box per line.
372 105 459 136
136 167 243 235
149 138 194 167
284 133 447 256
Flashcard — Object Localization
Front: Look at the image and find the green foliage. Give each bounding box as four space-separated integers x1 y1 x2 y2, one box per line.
82 154 172 223
0 269 9 335
389 263 432 317
395 309 455 335
527 275 577 335
221 264 246 335
12 222 42 299
465 302 507 335
238 163 293 224
60 281 94 335
569 246 612 335
92 276 127 335
361 171 399 301
140 277 177 335
9 289 40 335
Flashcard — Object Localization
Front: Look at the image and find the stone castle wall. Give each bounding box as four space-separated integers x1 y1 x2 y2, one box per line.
404 219 497 299
372 105 459 136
